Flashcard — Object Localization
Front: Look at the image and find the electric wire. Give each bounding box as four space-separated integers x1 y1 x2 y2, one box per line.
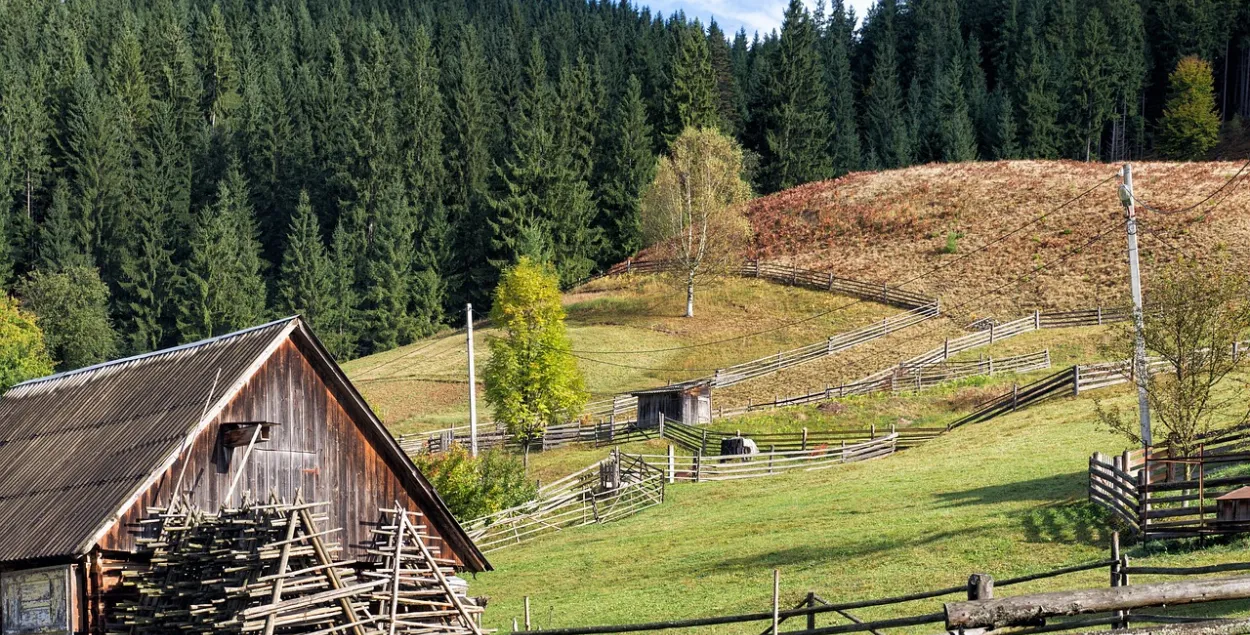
1130 158 1250 216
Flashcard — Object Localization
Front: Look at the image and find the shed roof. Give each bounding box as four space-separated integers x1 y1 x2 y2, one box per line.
0 318 488 571
1217 486 1250 501
631 380 711 397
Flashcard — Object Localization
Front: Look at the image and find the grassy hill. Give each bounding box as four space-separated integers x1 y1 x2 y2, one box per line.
470 382 1250 633
344 275 899 434
747 161 1250 317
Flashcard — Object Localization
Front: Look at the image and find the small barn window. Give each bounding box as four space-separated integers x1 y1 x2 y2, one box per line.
1 566 75 635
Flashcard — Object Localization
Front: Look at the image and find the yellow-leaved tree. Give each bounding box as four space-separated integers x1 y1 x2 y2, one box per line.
484 257 588 465
0 295 55 394
641 127 753 318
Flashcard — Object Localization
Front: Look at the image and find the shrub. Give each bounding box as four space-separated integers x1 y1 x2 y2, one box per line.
0 295 55 393
413 445 537 521
943 231 963 254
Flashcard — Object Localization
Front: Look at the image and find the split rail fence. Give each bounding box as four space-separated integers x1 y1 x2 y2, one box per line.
520 536 1250 635
1090 427 1250 541
462 451 664 553
623 433 898 483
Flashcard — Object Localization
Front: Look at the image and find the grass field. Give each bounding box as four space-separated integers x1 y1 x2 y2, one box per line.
344 275 898 434
470 383 1250 633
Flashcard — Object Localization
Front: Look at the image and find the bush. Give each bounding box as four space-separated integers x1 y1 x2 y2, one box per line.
943 231 963 254
413 445 536 521
0 295 55 393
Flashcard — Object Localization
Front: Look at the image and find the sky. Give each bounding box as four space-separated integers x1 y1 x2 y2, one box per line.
639 0 874 39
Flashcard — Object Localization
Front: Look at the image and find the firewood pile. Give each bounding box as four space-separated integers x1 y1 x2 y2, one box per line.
110 497 484 635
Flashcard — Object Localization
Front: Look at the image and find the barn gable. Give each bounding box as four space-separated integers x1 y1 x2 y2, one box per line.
0 318 487 573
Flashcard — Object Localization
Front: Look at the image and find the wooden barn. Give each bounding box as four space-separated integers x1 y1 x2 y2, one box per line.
0 317 489 635
632 381 712 429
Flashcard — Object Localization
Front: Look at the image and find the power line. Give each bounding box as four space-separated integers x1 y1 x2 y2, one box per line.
1130 159 1250 216
565 173 1119 356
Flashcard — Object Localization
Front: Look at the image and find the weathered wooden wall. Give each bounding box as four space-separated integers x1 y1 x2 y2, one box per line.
97 336 453 565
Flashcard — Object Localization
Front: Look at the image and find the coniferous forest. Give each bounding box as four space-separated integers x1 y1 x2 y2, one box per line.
2 0 1249 368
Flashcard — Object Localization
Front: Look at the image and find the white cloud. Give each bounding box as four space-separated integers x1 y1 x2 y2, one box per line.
641 0 875 38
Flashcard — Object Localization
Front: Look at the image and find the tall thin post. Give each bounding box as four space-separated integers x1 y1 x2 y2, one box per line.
1120 164 1152 447
467 304 479 458
772 569 781 635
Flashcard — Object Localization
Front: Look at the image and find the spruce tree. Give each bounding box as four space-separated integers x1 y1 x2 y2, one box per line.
600 75 656 262
669 23 719 136
1068 9 1114 160
62 69 131 277
760 0 833 192
176 162 267 342
279 191 333 333
1 60 53 227
322 221 359 360
707 20 746 136
822 0 861 175
1015 26 1061 158
864 35 912 168
198 4 241 129
1158 56 1221 160
444 25 496 308
38 180 91 273
936 57 979 162
990 88 1022 159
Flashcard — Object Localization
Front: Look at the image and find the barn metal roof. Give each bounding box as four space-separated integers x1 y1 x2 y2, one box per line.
0 319 296 564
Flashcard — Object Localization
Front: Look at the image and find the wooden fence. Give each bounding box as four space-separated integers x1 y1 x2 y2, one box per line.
1090 428 1250 541
400 418 647 456
462 451 664 553
520 536 1250 635
623 433 898 483
582 302 940 420
593 259 939 311
719 348 1052 417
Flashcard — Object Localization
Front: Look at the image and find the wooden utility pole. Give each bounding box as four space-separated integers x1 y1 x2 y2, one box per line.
467 304 478 458
1119 164 1152 447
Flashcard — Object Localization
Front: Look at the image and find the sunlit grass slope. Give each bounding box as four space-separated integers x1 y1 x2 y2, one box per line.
344 275 899 434
472 383 1250 633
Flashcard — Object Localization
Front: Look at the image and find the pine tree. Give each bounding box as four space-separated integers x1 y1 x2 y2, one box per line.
116 104 184 353
322 221 359 360
669 23 719 136
176 162 267 342
1068 9 1114 160
822 0 861 175
444 25 496 308
1016 26 1061 158
936 57 979 162
600 75 656 262
199 4 241 129
990 88 1022 159
707 20 745 136
760 0 833 192
279 191 333 332
864 35 912 168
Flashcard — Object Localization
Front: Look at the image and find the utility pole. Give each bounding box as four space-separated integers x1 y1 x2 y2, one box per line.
467 304 478 458
1119 164 1152 447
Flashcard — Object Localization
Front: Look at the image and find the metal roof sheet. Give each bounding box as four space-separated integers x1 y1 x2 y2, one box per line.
0 320 294 563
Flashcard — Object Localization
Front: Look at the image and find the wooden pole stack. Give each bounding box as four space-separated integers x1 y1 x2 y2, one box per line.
111 496 482 635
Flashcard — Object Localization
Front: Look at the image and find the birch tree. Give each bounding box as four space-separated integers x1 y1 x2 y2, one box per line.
641 127 751 318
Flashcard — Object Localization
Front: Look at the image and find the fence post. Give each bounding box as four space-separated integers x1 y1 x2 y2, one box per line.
772 569 781 635
828 273 835 291
1011 384 1019 411
658 417 665 439
694 449 703 483
870 424 876 439
791 265 798 285
1034 308 1041 330
1098 306 1103 325
701 430 709 456
806 592 817 631
667 445 675 484
1073 365 1082 396
967 574 994 600
715 369 723 386
769 445 775 474
524 597 531 631
776 351 783 374
881 283 888 303
944 338 950 360
989 322 995 344
802 427 809 451
827 336 835 354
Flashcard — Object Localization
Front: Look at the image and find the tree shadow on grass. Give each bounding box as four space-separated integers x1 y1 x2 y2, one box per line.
1019 501 1110 545
931 472 1088 509
708 524 993 574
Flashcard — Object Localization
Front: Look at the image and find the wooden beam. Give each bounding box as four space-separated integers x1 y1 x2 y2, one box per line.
945 576 1250 630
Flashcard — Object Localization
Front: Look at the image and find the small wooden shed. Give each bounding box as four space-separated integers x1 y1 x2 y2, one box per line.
0 317 488 635
1216 486 1250 523
632 381 712 429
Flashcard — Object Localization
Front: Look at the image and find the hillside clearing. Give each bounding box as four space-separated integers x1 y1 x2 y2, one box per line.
470 382 1250 633
345 276 898 434
748 161 1250 316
